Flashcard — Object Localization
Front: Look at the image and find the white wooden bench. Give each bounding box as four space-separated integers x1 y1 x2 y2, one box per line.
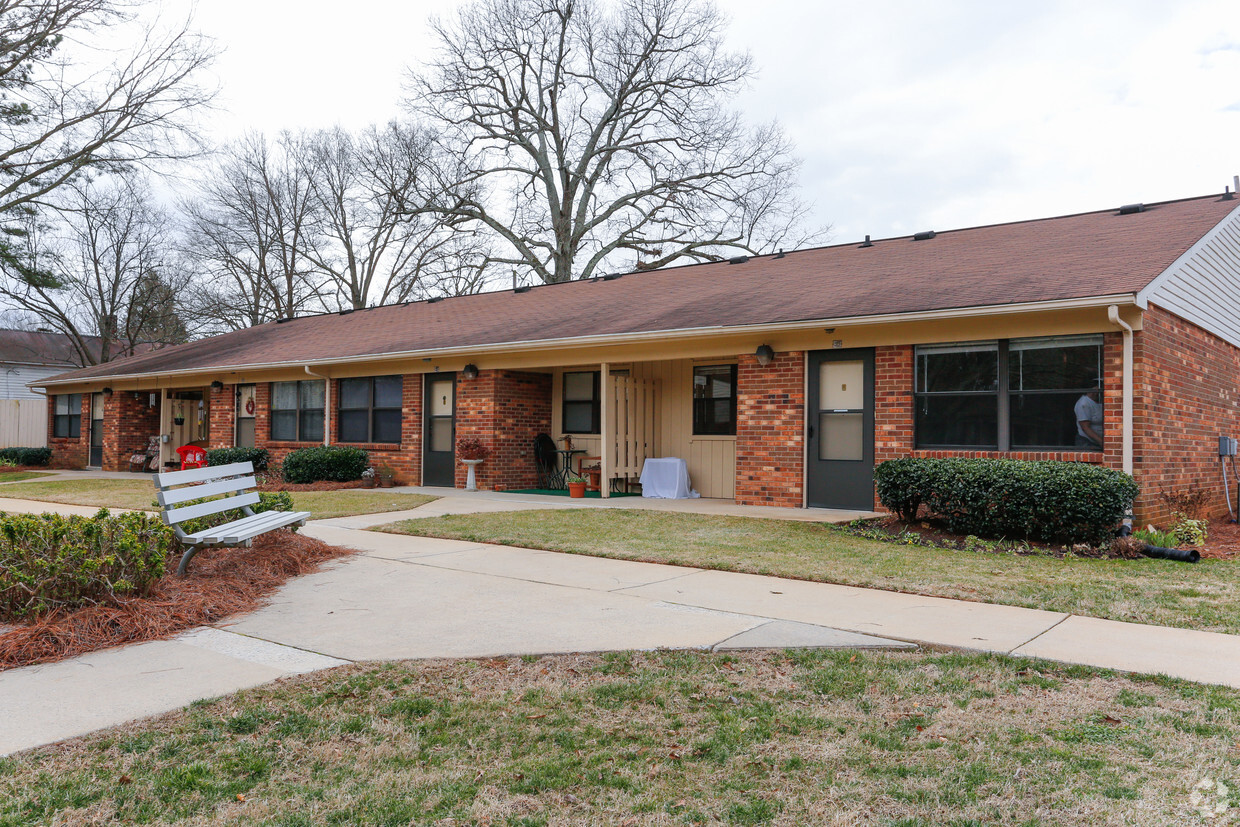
154 461 311 576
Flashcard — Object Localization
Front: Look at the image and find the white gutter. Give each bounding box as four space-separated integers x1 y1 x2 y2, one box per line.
304 365 331 445
1107 306 1134 475
35 294 1140 388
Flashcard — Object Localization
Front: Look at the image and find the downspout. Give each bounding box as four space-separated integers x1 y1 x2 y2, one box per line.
1106 306 1134 475
304 366 331 445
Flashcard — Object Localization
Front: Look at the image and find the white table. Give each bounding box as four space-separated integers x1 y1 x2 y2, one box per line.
638 457 700 499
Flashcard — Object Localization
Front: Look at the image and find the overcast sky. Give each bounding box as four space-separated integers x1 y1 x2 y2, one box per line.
174 0 1239 244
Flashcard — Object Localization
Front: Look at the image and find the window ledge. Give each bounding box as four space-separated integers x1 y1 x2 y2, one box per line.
911 449 1105 462
334 442 406 450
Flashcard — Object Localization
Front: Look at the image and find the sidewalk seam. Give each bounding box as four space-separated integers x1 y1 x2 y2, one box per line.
1005 614 1072 655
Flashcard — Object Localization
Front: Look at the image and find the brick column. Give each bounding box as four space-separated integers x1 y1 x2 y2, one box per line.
735 351 805 507
102 391 160 471
208 384 235 449
453 370 552 491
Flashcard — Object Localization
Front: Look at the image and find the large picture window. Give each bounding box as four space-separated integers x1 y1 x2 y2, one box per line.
693 364 737 435
562 371 600 434
271 380 324 442
914 335 1103 450
54 393 82 438
338 376 402 444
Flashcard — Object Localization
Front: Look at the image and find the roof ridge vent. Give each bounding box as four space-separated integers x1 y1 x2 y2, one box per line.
275 316 296 324
426 296 444 303
912 231 936 241
1117 203 1145 215
338 308 354 316
513 285 532 293
727 255 749 264
601 272 624 281
858 234 873 248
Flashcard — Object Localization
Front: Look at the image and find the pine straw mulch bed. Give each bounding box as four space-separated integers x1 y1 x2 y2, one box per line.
843 514 1238 560
0 532 355 671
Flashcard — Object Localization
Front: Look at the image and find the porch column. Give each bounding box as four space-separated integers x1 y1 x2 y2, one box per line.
600 362 610 499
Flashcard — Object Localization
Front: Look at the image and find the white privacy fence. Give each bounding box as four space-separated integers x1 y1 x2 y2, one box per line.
0 399 47 447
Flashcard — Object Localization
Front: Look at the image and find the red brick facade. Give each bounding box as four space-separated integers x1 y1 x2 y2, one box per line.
1132 305 1240 524
47 392 89 469
454 370 552 490
101 391 160 471
735 350 805 507
208 384 235 448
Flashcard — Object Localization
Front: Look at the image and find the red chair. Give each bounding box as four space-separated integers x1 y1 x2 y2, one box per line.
176 445 207 470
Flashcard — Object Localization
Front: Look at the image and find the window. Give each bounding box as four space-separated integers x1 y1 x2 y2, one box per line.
270 380 324 442
338 376 402 443
562 371 599 434
914 335 1103 450
693 364 737 435
54 393 82 438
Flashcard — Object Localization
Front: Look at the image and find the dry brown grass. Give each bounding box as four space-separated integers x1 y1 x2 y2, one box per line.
0 532 353 670
4 649 1237 825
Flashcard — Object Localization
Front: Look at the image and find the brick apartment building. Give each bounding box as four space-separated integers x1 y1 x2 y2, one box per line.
36 192 1240 523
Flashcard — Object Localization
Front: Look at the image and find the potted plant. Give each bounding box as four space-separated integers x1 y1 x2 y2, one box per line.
360 467 376 488
457 438 491 492
565 469 587 498
376 465 396 488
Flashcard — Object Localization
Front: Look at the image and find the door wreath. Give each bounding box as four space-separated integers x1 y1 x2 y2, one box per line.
245 397 255 415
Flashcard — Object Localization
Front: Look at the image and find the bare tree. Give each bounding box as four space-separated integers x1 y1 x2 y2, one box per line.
405 0 823 284
180 132 323 333
0 175 188 365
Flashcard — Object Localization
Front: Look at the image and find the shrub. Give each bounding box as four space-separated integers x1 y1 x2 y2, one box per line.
874 457 1138 546
0 447 51 466
1170 516 1208 547
0 509 173 620
281 446 368 483
206 447 271 471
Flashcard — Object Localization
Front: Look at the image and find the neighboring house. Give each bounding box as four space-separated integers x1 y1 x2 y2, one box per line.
34 192 1240 523
0 330 110 449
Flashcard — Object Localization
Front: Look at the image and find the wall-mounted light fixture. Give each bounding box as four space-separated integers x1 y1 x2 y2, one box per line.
755 345 775 366
462 363 479 380
210 380 224 391
102 387 113 396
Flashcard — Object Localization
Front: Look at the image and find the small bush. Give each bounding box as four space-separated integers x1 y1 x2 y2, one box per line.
0 509 173 620
206 447 271 471
0 447 52 466
874 457 1138 546
1170 516 1208 547
281 446 368 483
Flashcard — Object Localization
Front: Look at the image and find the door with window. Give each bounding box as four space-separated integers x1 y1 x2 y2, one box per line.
235 384 256 448
88 392 105 467
423 374 456 487
807 349 875 510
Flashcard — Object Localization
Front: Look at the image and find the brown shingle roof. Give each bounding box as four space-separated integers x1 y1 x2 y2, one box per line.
44 193 1239 384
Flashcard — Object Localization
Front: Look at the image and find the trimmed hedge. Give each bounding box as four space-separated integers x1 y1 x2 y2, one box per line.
0 447 51 466
0 509 173 620
281 446 369 484
874 457 1138 546
206 446 271 471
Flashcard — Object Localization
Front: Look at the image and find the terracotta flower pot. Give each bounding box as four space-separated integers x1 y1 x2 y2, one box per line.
379 477 395 488
361 477 376 488
567 481 586 498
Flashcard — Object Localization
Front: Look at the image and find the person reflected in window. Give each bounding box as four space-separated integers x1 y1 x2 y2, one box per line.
1074 390 1103 450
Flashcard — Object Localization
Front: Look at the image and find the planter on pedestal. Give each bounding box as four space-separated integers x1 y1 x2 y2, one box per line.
462 458 484 491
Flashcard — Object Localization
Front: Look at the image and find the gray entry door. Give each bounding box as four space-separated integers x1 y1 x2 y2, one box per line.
88 392 104 468
806 349 875 510
423 374 456 487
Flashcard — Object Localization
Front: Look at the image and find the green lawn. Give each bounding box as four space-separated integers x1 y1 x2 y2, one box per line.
377 509 1240 634
0 471 51 484
2 649 1235 825
0 478 437 520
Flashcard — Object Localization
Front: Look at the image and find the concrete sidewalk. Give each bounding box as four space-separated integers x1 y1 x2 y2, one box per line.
3 514 1240 756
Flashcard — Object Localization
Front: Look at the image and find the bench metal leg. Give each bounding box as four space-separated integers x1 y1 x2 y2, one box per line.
177 544 202 577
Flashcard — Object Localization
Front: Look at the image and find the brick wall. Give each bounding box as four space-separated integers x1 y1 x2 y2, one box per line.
735 350 804 507
255 376 424 485
871 338 1122 511
47 393 89 469
454 370 552 490
101 391 159 471
208 384 235 448
1133 305 1240 524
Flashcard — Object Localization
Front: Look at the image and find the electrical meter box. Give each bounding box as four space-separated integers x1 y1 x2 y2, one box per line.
1219 435 1237 457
